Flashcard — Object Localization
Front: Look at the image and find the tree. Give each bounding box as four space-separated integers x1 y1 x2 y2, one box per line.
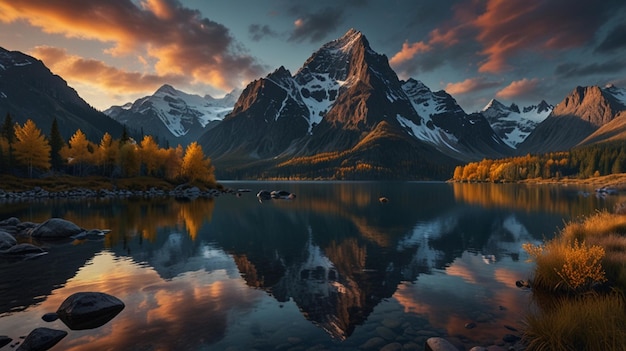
1 112 15 143
13 119 51 177
181 142 215 185
61 129 93 176
95 132 118 176
139 135 160 176
49 118 65 171
118 142 139 177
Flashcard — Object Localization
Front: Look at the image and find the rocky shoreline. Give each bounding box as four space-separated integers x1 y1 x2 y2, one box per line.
0 184 227 202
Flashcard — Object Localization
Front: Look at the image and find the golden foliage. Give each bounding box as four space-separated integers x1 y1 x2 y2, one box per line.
13 119 51 176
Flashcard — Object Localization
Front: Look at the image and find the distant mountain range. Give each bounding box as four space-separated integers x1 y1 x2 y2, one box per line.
104 84 240 145
2 29 626 180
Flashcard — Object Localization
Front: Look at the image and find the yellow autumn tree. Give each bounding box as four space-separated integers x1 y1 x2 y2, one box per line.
61 129 95 175
95 132 118 176
13 119 51 177
118 142 139 177
160 145 183 181
181 142 215 185
139 135 160 176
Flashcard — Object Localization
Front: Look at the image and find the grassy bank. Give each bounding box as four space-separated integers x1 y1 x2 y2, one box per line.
523 211 626 350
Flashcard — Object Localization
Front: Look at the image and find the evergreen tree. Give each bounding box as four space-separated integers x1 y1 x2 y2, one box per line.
49 118 65 171
1 112 15 143
120 125 130 144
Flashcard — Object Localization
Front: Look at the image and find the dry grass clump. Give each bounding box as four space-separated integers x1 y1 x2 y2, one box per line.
523 238 606 293
522 210 626 351
523 293 626 351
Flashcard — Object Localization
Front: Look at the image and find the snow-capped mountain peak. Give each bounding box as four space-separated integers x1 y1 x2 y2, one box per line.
104 84 239 144
482 99 553 148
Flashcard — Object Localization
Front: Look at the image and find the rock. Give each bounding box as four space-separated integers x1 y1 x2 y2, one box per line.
504 325 518 332
469 347 488 351
465 322 477 329
0 230 16 250
0 217 20 226
380 342 402 351
16 327 67 351
359 336 386 350
57 292 125 330
31 218 84 239
424 337 459 351
515 280 530 289
376 326 398 340
42 313 58 322
502 334 521 343
0 336 11 348
0 243 46 256
257 190 272 201
382 318 402 329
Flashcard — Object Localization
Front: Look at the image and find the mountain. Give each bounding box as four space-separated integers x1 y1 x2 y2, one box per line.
481 99 552 148
104 84 239 145
198 29 509 180
0 47 123 140
518 84 626 153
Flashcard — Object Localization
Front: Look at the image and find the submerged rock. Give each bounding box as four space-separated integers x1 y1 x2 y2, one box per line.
31 218 84 239
16 327 67 351
0 230 16 250
57 292 125 330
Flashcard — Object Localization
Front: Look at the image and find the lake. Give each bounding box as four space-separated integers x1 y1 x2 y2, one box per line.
0 181 620 350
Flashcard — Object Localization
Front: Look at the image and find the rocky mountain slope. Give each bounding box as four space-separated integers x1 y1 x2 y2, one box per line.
0 47 123 140
518 84 626 153
198 29 509 179
104 84 239 146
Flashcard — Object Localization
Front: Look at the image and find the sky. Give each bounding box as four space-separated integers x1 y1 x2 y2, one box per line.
1 0 625 113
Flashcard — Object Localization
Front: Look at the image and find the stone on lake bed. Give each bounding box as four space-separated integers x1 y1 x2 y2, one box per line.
16 327 67 351
56 292 125 330
0 230 16 250
425 337 459 351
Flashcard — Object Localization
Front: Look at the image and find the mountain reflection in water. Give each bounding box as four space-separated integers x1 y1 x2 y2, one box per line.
0 182 620 350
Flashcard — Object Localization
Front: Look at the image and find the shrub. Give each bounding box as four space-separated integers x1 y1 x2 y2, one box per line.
523 238 606 294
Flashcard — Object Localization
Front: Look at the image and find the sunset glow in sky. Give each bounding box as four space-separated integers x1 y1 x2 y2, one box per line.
1 0 625 112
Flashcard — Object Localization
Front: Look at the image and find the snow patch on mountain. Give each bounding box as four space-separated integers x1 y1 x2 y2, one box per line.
481 99 552 148
605 84 626 107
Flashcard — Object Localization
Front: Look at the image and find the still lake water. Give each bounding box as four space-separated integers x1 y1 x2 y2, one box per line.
0 181 621 350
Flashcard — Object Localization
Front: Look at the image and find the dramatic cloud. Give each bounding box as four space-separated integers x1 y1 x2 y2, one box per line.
288 6 344 43
472 0 625 73
555 58 626 78
445 77 500 95
30 46 186 94
0 0 266 91
248 24 278 42
496 78 540 100
389 41 431 66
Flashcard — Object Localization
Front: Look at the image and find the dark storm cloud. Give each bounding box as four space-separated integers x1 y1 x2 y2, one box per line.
555 59 626 78
288 6 345 43
248 24 278 42
595 23 626 53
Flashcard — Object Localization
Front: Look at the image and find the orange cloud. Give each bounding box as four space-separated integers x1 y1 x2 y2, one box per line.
496 78 539 99
473 0 607 73
444 77 500 95
30 46 185 94
0 0 265 91
389 40 431 66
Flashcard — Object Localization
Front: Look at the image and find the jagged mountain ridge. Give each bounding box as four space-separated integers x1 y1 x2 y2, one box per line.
481 99 553 148
0 47 123 140
104 84 239 145
518 84 626 153
199 29 509 179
